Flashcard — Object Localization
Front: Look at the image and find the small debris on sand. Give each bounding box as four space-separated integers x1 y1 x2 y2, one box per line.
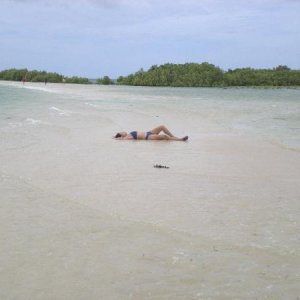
154 164 169 169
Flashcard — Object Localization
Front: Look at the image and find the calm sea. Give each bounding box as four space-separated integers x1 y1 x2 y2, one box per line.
1 82 300 149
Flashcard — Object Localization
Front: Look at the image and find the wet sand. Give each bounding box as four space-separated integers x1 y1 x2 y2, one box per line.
0 81 299 299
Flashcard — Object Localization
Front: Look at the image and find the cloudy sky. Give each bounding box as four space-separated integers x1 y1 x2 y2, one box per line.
1 0 299 78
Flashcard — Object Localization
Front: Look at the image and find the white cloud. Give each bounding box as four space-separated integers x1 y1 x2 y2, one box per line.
1 0 299 76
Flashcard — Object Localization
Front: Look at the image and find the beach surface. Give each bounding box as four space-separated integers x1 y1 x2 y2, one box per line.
0 81 299 299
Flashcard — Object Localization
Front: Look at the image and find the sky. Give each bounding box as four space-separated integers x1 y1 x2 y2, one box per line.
1 0 300 78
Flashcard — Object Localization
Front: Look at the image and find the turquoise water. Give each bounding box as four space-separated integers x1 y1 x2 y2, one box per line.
125 86 300 149
1 83 300 149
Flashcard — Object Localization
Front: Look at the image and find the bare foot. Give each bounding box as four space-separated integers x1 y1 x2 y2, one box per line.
182 136 188 141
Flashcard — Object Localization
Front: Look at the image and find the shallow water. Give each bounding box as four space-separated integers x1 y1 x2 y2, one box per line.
0 81 300 299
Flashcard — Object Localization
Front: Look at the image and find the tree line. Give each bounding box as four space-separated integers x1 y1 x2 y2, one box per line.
116 63 300 87
0 68 90 84
1 64 300 87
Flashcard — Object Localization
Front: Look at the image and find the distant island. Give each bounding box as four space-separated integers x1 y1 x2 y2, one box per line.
116 63 300 87
0 69 90 84
1 63 300 87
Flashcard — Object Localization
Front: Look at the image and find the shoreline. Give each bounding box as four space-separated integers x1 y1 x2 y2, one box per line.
1 78 300 89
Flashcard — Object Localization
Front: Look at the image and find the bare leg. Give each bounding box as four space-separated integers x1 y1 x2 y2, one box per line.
150 125 175 137
149 134 188 141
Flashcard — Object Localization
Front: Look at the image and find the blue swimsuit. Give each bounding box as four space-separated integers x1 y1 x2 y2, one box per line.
130 131 138 139
130 131 153 140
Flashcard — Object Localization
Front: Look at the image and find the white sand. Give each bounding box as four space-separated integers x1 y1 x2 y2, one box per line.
0 81 300 299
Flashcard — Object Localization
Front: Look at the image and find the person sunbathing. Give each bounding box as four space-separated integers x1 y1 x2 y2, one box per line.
114 125 188 141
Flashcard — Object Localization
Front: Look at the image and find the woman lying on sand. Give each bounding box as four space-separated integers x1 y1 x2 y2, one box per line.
114 125 188 141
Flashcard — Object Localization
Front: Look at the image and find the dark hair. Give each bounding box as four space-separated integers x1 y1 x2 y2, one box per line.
115 133 122 138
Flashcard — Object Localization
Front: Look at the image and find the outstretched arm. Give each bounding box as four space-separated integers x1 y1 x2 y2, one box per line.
115 136 132 140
